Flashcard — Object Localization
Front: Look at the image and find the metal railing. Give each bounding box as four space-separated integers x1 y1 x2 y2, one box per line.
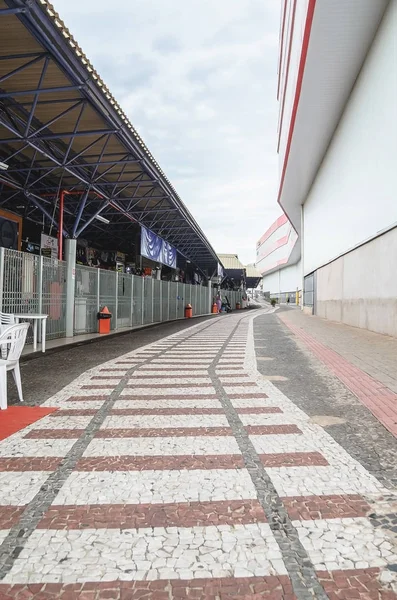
0 247 245 344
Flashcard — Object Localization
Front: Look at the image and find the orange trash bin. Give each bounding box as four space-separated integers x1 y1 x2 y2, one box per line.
98 306 112 334
185 304 193 318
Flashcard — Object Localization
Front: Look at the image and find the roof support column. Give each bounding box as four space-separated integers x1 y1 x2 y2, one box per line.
65 238 77 337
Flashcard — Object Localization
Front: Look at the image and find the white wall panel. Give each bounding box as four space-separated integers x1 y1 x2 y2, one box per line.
304 0 397 275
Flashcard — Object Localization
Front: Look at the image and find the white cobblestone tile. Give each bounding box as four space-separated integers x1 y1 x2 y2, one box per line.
232 399 280 408
0 472 50 505
0 438 76 457
113 399 222 409
250 434 317 454
101 414 229 429
120 386 216 396
294 517 397 571
239 414 297 426
127 377 212 385
54 469 256 505
0 530 9 543
32 416 94 429
4 524 286 583
266 466 385 496
84 436 241 457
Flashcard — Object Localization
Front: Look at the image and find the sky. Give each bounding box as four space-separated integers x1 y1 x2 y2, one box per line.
53 0 282 265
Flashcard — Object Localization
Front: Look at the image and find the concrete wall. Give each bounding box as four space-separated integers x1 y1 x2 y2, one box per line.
262 261 301 296
316 228 397 337
303 0 397 275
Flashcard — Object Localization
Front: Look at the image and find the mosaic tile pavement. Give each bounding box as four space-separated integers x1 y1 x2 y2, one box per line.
0 311 396 599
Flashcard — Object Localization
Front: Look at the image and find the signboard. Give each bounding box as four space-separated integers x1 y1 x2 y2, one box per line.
141 226 177 269
41 233 58 259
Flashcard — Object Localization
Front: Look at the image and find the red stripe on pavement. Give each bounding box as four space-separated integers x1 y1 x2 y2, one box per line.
38 499 267 529
75 455 245 471
109 408 224 416
279 313 397 439
0 458 61 471
283 494 371 521
0 506 25 529
236 407 283 414
124 382 213 389
260 452 327 467
24 429 85 439
247 425 302 435
48 409 98 416
120 393 217 400
228 393 268 399
0 576 295 599
317 568 390 599
95 427 233 438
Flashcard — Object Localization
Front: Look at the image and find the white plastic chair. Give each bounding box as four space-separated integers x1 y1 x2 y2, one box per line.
0 323 29 410
0 312 15 326
0 312 15 359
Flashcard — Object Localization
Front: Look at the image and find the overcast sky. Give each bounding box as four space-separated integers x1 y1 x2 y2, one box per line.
54 0 282 265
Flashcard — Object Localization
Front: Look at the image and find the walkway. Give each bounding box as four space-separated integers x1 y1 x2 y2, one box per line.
278 309 397 438
0 310 396 599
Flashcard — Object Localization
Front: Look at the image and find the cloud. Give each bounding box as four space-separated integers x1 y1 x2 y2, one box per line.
53 0 283 264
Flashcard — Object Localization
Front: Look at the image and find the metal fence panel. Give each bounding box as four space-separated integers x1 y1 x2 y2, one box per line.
153 279 161 323
99 269 117 330
117 273 132 328
160 280 169 323
75 266 98 334
42 257 66 339
132 275 143 326
176 283 185 320
143 277 153 324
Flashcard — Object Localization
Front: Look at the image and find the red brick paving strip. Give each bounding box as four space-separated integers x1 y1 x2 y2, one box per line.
246 424 302 435
283 495 371 520
107 407 282 416
95 427 233 438
119 393 218 400
0 458 62 471
109 408 225 415
124 382 214 389
0 506 25 529
0 576 296 599
317 568 397 599
128 374 211 379
24 429 85 439
38 499 267 529
260 452 328 467
279 313 397 439
228 393 268 399
75 455 245 471
49 409 98 416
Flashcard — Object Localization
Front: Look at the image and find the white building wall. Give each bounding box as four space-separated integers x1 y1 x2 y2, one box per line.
278 0 310 172
316 228 397 337
303 0 397 275
262 261 301 296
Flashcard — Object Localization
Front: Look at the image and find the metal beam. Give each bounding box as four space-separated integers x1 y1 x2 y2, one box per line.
0 85 84 98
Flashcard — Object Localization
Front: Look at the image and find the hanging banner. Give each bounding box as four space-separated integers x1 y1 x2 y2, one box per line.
141 226 177 269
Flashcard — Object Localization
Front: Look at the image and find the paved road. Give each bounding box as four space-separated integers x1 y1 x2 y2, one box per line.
0 308 396 599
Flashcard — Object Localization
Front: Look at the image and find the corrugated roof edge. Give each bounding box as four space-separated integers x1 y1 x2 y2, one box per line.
30 0 219 261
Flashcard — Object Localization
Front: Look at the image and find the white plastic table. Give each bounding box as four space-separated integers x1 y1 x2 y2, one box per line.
14 314 48 353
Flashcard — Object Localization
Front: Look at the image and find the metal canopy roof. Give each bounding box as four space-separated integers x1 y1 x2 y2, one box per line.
0 0 220 274
244 263 262 289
